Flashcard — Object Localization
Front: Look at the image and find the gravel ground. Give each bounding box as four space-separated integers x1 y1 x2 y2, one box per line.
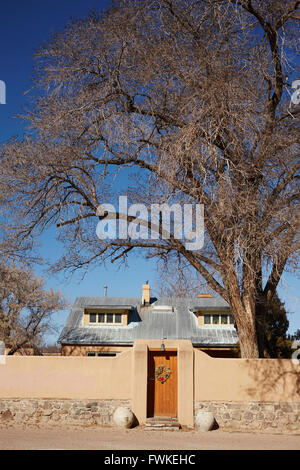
0 425 299 450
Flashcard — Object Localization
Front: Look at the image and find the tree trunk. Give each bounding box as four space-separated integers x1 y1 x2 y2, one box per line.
226 269 260 358
7 340 28 355
230 299 260 358
236 324 260 358
255 301 267 358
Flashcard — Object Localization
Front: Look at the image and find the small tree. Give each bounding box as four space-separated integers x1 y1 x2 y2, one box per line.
291 329 300 340
0 263 65 355
264 292 293 358
39 343 61 354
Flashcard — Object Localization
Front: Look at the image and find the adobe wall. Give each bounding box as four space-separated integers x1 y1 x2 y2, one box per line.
0 351 132 399
194 350 300 402
0 344 299 431
194 350 300 432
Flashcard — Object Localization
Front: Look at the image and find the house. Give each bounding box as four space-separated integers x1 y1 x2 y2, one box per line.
58 283 239 358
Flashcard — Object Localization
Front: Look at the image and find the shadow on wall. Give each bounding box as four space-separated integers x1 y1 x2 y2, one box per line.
244 358 300 402
194 349 299 403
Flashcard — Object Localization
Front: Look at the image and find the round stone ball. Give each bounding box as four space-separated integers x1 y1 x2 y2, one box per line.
113 407 134 428
195 411 215 432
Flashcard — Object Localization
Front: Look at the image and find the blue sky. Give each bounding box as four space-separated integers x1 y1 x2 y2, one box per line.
0 0 299 342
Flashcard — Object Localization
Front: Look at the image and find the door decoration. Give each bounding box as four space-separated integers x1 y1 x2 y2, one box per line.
155 365 171 384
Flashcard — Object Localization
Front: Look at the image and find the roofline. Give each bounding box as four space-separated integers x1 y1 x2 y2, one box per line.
59 341 134 346
192 342 238 348
192 307 230 311
80 305 135 309
59 340 237 347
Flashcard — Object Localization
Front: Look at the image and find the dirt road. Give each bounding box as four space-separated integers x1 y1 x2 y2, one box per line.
0 425 299 450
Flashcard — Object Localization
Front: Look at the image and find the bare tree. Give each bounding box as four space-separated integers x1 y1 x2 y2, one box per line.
0 0 299 357
39 342 61 355
0 264 65 355
154 257 216 298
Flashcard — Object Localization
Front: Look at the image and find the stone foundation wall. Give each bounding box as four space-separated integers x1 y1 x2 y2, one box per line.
0 399 131 427
194 401 300 432
1 398 299 431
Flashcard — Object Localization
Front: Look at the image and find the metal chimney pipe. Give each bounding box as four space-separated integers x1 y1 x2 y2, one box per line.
104 285 107 297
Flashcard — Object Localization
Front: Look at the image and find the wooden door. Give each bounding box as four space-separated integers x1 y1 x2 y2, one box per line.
147 350 178 417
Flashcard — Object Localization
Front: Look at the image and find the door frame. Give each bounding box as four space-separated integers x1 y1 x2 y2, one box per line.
132 340 194 427
147 348 178 418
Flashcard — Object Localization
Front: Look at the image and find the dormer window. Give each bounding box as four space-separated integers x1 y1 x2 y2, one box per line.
221 314 228 324
196 312 234 326
84 308 129 326
89 313 97 323
88 312 123 324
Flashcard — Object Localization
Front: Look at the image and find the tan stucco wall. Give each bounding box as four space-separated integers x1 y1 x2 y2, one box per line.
0 351 132 399
194 349 300 402
61 344 130 356
1 343 298 428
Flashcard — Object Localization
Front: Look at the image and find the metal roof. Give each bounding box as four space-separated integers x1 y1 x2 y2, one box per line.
58 296 238 347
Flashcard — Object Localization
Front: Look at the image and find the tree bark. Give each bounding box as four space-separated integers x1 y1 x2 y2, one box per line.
225 264 260 358
255 301 267 358
234 310 260 358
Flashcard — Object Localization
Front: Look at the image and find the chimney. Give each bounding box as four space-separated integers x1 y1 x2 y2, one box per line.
197 293 213 298
142 281 150 306
104 285 107 297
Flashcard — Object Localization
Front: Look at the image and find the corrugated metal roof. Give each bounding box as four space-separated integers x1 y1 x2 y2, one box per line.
58 296 238 347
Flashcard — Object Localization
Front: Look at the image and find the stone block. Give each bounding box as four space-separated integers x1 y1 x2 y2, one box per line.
43 401 52 410
51 412 61 421
243 412 253 421
280 403 293 413
231 412 241 420
86 401 98 408
0 409 13 420
62 402 71 410
264 412 275 420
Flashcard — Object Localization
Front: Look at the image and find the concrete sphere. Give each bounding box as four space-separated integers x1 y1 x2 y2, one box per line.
113 407 134 428
195 411 215 432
